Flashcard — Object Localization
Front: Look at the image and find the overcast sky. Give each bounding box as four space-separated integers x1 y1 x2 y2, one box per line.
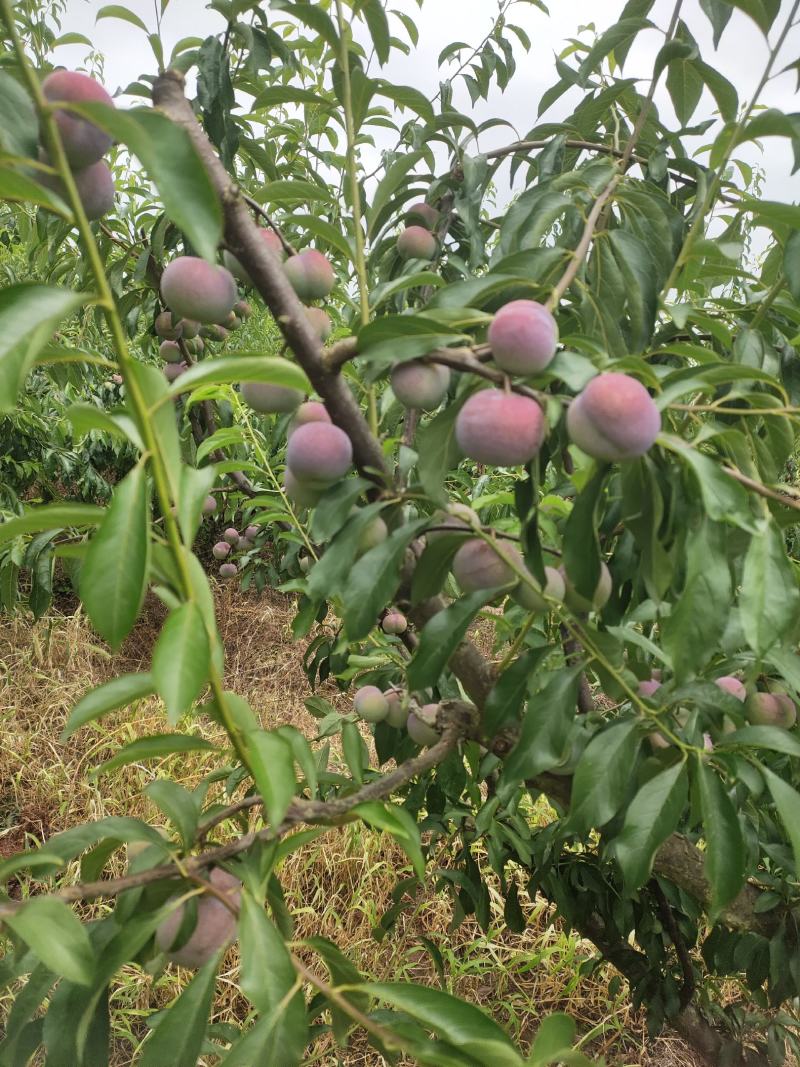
54 0 799 207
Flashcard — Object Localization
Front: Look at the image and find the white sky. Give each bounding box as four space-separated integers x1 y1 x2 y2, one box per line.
54 1 799 205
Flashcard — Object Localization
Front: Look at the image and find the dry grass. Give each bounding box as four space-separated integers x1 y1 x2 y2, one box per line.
0 588 705 1066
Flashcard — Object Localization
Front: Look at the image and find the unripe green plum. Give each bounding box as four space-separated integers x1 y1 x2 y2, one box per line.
212 541 231 560
357 515 388 556
566 373 661 462
41 157 115 220
183 336 204 356
488 300 558 375
382 612 408 635
715 676 746 702
288 401 331 439
354 685 389 723
385 689 408 728
452 538 515 594
455 389 546 467
405 201 439 230
155 311 182 340
298 555 311 573
746 691 797 729
284 469 324 508
241 380 303 414
223 228 285 283
200 324 229 343
397 225 437 261
202 495 217 515
156 868 241 968
223 528 240 545
286 422 353 486
284 250 335 300
305 306 332 341
179 319 201 339
219 562 238 579
161 257 238 325
512 562 564 613
408 704 440 746
391 360 450 410
560 562 612 613
160 340 182 364
163 361 187 382
42 70 114 167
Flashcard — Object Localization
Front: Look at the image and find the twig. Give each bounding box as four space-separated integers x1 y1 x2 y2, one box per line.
651 878 696 1009
241 192 297 258
722 465 800 512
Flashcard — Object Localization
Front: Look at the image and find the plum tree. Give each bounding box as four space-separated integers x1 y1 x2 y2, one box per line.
511 562 565 613
407 704 440 746
405 201 439 229
382 611 407 635
41 70 114 167
390 360 450 410
397 225 437 261
288 401 331 438
488 300 558 375
560 562 612 613
452 538 515 593
353 686 389 723
286 422 353 487
212 542 230 560
283 250 335 300
566 373 661 462
240 380 303 414
160 256 238 324
159 340 182 363
746 692 797 729
305 306 332 341
455 389 546 466
155 868 241 968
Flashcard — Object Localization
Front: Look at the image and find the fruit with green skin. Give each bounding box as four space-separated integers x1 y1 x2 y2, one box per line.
183 336 204 355
560 562 612 613
223 228 285 283
212 542 231 560
42 70 115 167
357 515 388 556
391 361 450 410
511 562 565 613
163 361 186 382
397 225 437 261
288 401 331 438
382 612 408 635
286 422 353 486
240 380 303 414
385 689 408 729
305 306 332 341
715 676 746 702
745 692 797 729
219 562 238 579
41 158 115 220
284 250 335 300
155 311 182 340
298 555 310 573
408 704 440 746
354 686 389 723
455 390 546 467
156 868 241 968
245 525 259 539
223 528 240 545
179 319 200 339
452 538 515 594
283 469 324 508
200 324 229 343
161 257 238 325
202 495 217 515
566 373 661 462
488 300 558 375
159 340 182 363
405 201 439 230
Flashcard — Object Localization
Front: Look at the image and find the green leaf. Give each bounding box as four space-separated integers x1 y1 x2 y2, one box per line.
364 983 523 1066
70 103 221 261
178 465 216 548
483 648 549 737
785 231 800 302
612 762 688 891
407 589 498 692
139 954 221 1067
341 518 429 641
740 521 800 656
359 0 391 64
255 179 333 205
244 730 296 827
417 393 469 504
307 502 388 602
273 2 338 49
310 478 371 543
563 468 605 603
0 503 103 547
96 4 149 31
528 1013 576 1066
699 0 733 47
721 0 778 34
91 733 216 777
501 669 581 786
0 284 89 413
80 465 149 650
4 899 94 986
0 167 71 215
62 672 155 739
286 214 353 261
145 780 199 850
577 18 653 85
410 532 467 604
127 361 182 501
367 150 424 236
354 801 425 880
661 436 754 529
666 47 704 125
152 602 210 723
568 720 641 836
697 759 745 917
374 81 434 124
250 86 334 110
762 767 800 875
693 59 738 122
717 725 800 758
169 355 310 396
0 71 38 157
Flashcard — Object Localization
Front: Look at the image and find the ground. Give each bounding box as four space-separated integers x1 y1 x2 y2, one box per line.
0 585 705 1066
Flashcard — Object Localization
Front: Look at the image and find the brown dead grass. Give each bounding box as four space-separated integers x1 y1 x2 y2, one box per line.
0 588 707 1066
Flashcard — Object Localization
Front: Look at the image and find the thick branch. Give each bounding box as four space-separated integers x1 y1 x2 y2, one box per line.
151 70 389 484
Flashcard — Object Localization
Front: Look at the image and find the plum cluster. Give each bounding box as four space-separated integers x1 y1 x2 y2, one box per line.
212 522 261 580
352 685 441 746
39 70 116 221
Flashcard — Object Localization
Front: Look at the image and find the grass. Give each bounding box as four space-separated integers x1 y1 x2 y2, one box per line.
0 586 705 1066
